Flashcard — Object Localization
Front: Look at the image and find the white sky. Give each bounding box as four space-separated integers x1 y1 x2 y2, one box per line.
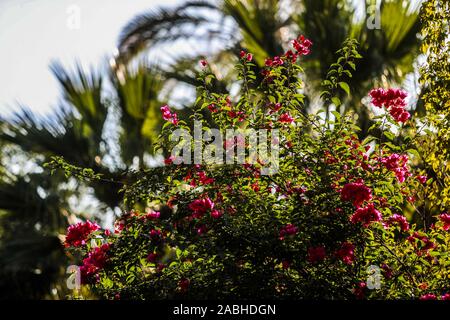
0 0 180 116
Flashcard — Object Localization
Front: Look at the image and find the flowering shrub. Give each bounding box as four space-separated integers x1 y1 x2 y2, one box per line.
62 36 450 300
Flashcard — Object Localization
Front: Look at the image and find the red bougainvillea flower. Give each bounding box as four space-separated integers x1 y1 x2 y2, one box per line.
335 242 355 265
189 197 215 216
239 50 253 62
145 209 160 220
197 171 215 185
307 246 326 263
268 102 282 114
196 225 208 235
160 105 179 125
150 229 163 242
407 232 436 252
281 260 290 269
156 263 166 272
284 50 297 63
160 105 172 120
439 213 450 231
279 224 298 240
420 294 437 300
114 219 125 234
380 153 411 183
147 252 158 263
81 243 110 279
207 103 219 113
164 155 175 165
350 203 382 227
227 110 245 122
179 278 190 292
381 264 393 279
387 214 410 231
292 35 313 56
368 88 410 123
389 105 410 123
65 220 100 247
442 293 450 300
353 282 367 299
341 180 373 208
210 209 222 219
416 175 428 184
279 112 295 124
369 88 407 108
265 56 284 67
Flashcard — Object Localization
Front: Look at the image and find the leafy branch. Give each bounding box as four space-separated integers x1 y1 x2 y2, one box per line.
320 38 362 108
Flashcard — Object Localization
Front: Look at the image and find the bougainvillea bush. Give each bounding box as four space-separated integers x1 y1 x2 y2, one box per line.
60 36 450 300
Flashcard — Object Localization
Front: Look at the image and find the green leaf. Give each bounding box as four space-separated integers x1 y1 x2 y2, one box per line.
331 111 341 120
331 97 341 107
338 82 350 96
383 131 395 141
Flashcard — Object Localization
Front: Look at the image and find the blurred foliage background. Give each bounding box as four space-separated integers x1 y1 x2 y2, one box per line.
0 0 433 299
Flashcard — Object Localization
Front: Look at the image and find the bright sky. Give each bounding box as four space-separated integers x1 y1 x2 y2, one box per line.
0 0 180 116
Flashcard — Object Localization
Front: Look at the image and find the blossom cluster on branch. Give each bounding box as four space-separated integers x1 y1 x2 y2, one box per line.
63 35 450 300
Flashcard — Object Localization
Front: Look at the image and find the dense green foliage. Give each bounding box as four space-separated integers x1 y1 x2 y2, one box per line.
1 0 448 300
62 37 450 299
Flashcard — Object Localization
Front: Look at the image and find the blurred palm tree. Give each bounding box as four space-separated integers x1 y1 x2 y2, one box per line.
0 169 69 299
0 61 168 298
118 0 422 133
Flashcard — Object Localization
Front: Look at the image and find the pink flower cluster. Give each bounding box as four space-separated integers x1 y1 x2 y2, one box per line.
407 232 435 252
239 50 253 62
150 229 163 243
160 105 179 125
335 242 355 265
307 246 326 263
341 180 372 208
419 293 450 300
188 197 215 217
264 35 312 67
387 214 410 231
145 208 160 220
265 56 284 67
380 153 411 183
350 203 382 227
80 243 110 282
291 35 313 56
439 213 450 231
65 220 100 247
416 175 428 184
279 112 295 124
353 282 367 299
369 88 410 123
279 224 298 240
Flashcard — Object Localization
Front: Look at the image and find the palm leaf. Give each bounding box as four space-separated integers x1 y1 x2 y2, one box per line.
117 1 222 64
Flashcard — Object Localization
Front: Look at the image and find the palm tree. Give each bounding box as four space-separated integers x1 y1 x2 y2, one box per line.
117 0 422 133
0 60 169 298
0 169 70 299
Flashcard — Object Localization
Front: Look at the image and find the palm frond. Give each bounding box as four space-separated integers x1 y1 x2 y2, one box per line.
50 61 107 145
110 63 166 166
0 106 97 167
0 171 69 299
117 1 222 64
223 0 285 64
